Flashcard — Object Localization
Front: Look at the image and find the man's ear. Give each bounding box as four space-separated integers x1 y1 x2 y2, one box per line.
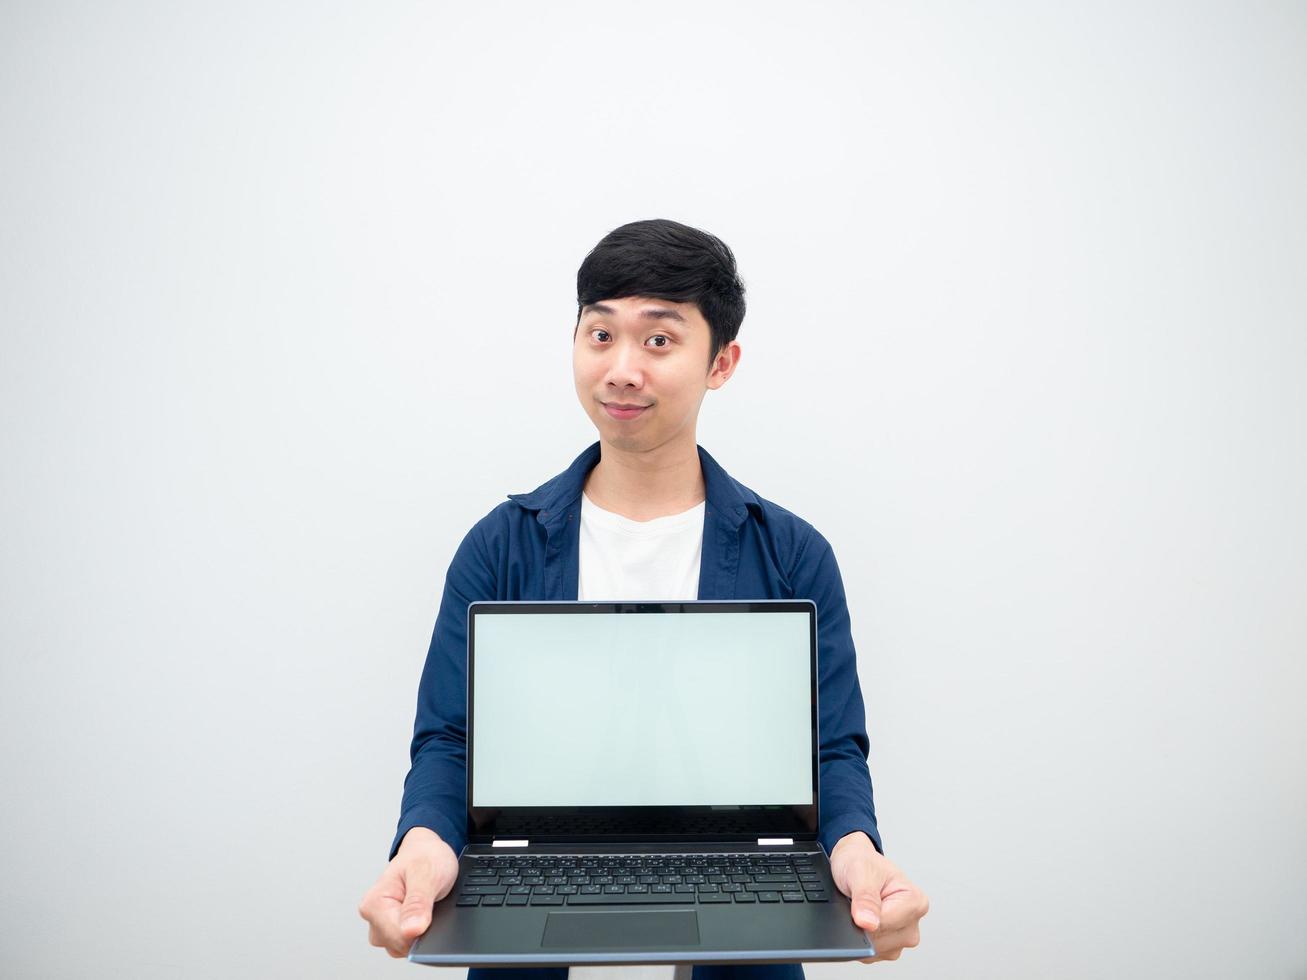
707 341 742 388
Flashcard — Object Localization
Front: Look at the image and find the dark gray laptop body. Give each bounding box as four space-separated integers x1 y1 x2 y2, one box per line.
409 599 875 966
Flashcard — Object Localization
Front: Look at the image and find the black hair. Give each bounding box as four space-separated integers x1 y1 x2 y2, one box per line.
575 218 746 371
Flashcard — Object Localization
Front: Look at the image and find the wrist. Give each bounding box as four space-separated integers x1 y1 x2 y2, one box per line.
831 831 875 858
399 826 455 861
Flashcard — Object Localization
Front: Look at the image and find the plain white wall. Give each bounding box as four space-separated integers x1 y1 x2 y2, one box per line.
2 1 1304 978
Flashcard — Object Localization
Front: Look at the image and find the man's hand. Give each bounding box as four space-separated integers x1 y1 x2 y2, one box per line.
829 831 929 964
358 827 460 958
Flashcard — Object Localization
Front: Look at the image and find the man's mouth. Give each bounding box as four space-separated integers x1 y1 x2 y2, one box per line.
603 402 650 420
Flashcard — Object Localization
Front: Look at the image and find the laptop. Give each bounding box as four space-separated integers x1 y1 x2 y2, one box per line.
409 599 876 967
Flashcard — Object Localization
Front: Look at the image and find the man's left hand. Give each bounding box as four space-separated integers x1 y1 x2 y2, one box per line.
828 832 930 964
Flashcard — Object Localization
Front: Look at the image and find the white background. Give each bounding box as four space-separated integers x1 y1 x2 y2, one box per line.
1 2 1304 978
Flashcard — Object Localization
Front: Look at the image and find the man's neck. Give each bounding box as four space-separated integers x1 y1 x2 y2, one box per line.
582 436 706 522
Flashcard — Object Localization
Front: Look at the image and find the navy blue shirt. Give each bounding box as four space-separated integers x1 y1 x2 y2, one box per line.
391 442 882 860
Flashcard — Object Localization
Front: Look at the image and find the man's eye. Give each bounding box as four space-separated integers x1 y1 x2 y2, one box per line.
589 329 668 348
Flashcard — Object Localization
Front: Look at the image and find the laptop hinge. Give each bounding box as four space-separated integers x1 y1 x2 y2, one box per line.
757 837 794 846
492 839 530 848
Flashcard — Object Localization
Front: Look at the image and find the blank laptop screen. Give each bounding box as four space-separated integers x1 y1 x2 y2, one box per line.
471 610 812 808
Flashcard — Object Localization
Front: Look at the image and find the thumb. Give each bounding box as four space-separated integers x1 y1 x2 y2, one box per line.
847 864 885 932
853 889 883 932
399 861 439 936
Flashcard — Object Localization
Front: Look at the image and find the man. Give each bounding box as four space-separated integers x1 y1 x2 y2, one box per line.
359 219 929 977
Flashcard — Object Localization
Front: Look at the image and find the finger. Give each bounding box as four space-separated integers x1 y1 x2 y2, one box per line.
361 877 410 955
368 917 404 957
843 861 885 931
859 943 905 963
878 881 929 933
366 901 409 956
399 857 443 938
859 923 919 961
358 864 405 924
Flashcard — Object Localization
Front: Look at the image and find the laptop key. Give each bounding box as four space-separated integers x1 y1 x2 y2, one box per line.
530 895 565 906
805 891 829 902
733 892 757 903
460 885 507 895
781 892 805 902
757 892 782 903
567 892 695 906
455 895 481 907
699 893 732 903
481 895 505 906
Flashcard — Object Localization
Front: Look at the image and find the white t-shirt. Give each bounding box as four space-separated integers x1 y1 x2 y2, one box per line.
577 491 705 602
571 490 704 980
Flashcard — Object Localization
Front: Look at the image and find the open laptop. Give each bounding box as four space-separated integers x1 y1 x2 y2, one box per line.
409 599 876 967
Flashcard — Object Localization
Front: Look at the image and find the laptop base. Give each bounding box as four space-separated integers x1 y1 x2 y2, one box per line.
409 843 875 967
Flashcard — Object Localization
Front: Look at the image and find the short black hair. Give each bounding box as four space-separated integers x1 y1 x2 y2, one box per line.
576 218 746 370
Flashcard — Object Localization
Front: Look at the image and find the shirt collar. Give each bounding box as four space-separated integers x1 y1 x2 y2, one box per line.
506 440 763 530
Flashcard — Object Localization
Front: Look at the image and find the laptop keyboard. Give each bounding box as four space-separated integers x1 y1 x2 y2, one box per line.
454 853 830 907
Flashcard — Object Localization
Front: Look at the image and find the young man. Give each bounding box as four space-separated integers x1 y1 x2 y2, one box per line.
359 220 928 977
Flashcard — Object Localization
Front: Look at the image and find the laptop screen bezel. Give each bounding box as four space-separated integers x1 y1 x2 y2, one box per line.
464 599 820 844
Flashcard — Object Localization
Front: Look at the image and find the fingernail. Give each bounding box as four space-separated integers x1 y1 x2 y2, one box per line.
857 906 879 928
401 917 423 932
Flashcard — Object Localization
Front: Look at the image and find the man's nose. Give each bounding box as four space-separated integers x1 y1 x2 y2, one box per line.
605 342 644 389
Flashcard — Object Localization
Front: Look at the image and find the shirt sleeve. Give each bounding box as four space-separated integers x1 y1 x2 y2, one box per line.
389 519 496 860
790 525 885 857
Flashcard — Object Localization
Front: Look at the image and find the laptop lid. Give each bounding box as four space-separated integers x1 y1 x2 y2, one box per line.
465 599 819 845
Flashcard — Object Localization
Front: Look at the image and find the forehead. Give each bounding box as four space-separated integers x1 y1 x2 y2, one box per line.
579 296 703 326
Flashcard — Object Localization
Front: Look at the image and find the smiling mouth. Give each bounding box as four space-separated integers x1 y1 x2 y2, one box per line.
602 401 651 419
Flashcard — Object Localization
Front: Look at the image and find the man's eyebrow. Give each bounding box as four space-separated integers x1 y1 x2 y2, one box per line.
581 302 686 324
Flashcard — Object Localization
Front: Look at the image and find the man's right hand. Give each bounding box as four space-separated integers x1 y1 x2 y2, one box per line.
358 827 460 958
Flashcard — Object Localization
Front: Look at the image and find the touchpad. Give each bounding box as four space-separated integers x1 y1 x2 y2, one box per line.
541 910 700 948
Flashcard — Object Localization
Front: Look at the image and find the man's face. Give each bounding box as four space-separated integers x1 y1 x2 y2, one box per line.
572 295 739 452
